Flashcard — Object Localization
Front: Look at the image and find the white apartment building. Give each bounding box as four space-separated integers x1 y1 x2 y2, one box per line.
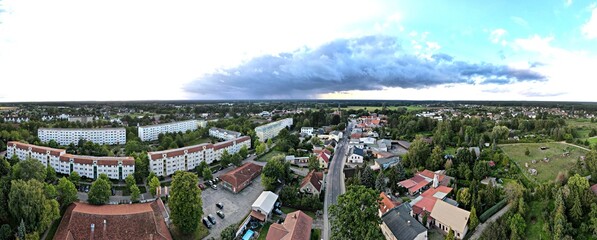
255 118 293 141
148 136 251 177
138 120 200 141
6 141 134 180
38 128 126 146
301 127 314 136
209 127 242 141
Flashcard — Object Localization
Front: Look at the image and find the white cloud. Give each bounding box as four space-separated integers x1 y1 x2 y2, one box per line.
0 0 391 102
565 0 573 6
489 29 507 44
582 6 597 39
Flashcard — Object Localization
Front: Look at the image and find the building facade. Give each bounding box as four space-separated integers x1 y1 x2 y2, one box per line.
138 120 200 141
38 128 126 146
255 118 293 141
147 136 251 177
6 141 134 180
300 127 314 136
208 127 242 141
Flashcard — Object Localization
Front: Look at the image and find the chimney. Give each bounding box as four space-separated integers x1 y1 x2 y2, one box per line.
90 224 95 240
103 220 106 235
433 173 439 188
293 214 297 219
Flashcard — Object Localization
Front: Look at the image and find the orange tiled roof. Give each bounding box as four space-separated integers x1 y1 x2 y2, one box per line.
266 210 313 240
300 170 323 192
379 192 399 215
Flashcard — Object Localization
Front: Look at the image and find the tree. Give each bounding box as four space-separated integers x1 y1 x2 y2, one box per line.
69 171 81 187
0 157 10 177
239 145 249 159
524 147 530 156
307 155 321 171
149 176 160 196
17 219 25 240
504 182 524 204
202 168 213 181
469 206 479 231
25 232 39 240
429 146 444 170
473 161 489 180
170 171 203 234
405 137 430 168
195 161 209 177
87 175 112 205
0 224 12 240
255 142 266 155
445 228 454 240
231 153 242 166
375 171 386 192
360 167 375 189
456 188 471 209
45 166 57 183
261 156 289 190
589 203 597 236
329 185 383 240
130 184 140 202
220 150 232 167
508 213 526 240
266 139 273 148
125 174 136 190
56 177 78 208
387 163 406 193
12 159 45 182
133 153 149 183
9 179 60 233
220 225 237 240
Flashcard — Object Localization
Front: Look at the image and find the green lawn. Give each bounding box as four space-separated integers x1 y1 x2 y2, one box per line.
280 206 317 219
499 142 587 182
428 228 445 240
566 118 597 128
525 199 551 240
256 150 285 162
310 229 321 240
257 222 273 240
170 224 209 240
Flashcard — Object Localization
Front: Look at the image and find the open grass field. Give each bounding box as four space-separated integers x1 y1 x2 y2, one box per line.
566 118 597 129
499 142 587 182
338 105 427 112
256 150 285 162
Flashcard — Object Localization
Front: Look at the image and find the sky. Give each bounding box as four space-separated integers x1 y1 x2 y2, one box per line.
0 0 596 102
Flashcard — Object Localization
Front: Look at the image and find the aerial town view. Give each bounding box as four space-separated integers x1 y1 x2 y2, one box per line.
1 1 597 240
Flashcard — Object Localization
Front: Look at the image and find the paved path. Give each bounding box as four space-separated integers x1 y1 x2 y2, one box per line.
323 122 351 240
559 141 591 151
469 203 511 240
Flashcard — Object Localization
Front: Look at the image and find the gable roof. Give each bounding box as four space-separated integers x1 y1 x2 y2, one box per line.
421 186 453 199
300 170 324 192
375 157 399 166
252 191 279 214
220 162 263 191
351 147 364 156
430 200 470 233
412 196 437 215
379 192 399 215
382 204 427 240
318 152 330 163
54 200 172 240
266 210 313 240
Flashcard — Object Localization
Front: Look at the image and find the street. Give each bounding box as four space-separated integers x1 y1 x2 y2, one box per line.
323 121 352 240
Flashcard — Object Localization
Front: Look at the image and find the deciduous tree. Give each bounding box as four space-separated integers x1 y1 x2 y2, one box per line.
45 166 57 183
9 179 60 233
239 145 249 159
329 185 383 240
149 176 160 196
87 174 112 205
360 167 375 189
130 184 140 202
69 171 81 187
12 159 46 182
469 206 479 231
170 171 203 234
56 177 78 208
202 168 213 181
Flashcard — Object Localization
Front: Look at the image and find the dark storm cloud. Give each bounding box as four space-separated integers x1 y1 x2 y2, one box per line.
185 35 546 99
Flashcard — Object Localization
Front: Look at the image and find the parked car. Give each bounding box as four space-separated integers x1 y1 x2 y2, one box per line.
198 183 206 190
273 208 283 215
210 184 218 190
216 202 224 209
207 214 217 225
205 181 212 187
217 210 225 218
84 185 89 193
215 177 221 182
274 201 281 209
202 217 212 229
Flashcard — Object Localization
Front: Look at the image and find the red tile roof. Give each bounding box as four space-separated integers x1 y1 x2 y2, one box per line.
300 170 324 193
421 186 453 198
398 179 417 189
251 210 266 222
591 184 597 196
9 141 133 166
409 180 431 194
318 152 330 164
266 210 313 240
54 200 172 240
379 192 399 215
412 197 438 216
220 163 263 193
148 136 250 161
8 141 65 156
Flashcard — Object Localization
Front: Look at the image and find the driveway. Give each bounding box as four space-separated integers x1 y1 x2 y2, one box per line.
469 203 512 240
202 176 265 239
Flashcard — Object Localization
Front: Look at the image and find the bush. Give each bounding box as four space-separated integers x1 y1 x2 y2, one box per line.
479 198 508 222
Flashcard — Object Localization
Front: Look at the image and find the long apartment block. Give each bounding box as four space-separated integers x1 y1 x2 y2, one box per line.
209 127 242 141
138 120 200 141
254 118 293 141
38 128 126 146
147 136 251 177
6 141 134 180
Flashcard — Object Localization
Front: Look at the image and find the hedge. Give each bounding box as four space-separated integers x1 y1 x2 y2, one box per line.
479 198 508 223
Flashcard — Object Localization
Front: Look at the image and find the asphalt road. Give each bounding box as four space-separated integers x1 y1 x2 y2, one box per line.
323 122 352 240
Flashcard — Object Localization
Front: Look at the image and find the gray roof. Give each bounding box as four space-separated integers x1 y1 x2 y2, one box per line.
382 204 427 240
351 147 364 156
375 157 400 165
443 198 459 207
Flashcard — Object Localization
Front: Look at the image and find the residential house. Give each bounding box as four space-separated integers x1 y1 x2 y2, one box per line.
301 127 314 136
347 147 364 164
251 191 279 222
285 155 309 167
379 192 400 216
266 210 313 240
300 170 324 195
329 131 343 141
381 204 428 240
399 170 451 196
430 200 470 239
318 151 331 169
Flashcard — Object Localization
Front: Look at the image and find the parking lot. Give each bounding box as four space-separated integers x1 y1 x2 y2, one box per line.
201 175 265 239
